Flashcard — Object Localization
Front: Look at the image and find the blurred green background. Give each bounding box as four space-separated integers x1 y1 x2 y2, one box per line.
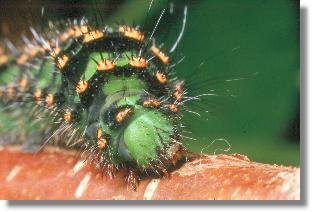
0 0 300 166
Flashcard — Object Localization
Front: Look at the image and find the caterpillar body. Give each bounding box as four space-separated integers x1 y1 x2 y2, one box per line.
0 5 201 190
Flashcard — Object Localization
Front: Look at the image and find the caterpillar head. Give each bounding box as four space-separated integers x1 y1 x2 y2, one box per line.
91 70 183 170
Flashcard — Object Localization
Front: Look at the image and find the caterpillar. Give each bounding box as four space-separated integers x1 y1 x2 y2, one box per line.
0 2 211 191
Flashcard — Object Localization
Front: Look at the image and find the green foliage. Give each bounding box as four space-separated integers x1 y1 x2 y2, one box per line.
102 0 300 165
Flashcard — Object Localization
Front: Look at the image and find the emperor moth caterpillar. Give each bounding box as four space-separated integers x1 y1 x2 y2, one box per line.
0 1 223 190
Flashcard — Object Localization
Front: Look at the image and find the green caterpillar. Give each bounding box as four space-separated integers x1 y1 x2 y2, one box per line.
0 5 196 190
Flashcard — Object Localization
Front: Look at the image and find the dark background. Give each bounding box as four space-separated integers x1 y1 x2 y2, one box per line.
0 0 300 166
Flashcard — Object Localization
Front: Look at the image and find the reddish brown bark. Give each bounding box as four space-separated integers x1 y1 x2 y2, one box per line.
0 145 299 200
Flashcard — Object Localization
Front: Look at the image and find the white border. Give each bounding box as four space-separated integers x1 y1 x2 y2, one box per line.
0 0 310 211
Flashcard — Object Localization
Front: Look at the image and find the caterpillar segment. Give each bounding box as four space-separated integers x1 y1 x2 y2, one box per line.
0 28 70 149
0 54 8 66
0 22 189 190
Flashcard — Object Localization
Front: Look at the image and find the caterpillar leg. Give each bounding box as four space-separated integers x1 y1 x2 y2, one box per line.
161 168 170 179
126 169 139 191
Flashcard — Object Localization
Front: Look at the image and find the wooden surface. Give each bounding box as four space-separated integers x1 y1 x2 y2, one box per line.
0 145 300 200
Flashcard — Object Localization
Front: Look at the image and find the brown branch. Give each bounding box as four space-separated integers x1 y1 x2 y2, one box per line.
0 146 299 200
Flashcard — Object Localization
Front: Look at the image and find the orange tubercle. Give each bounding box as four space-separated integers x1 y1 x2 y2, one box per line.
80 25 89 33
97 138 108 150
119 26 144 41
50 48 61 59
6 85 14 99
72 25 89 38
34 89 42 103
59 32 71 42
75 80 89 94
150 46 170 64
63 111 72 123
16 54 29 65
143 99 161 108
0 55 8 65
169 104 179 113
97 128 108 150
173 90 183 102
19 79 28 92
97 127 103 139
56 55 69 69
83 30 104 43
115 108 133 124
155 71 167 84
97 59 116 72
129 57 148 68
